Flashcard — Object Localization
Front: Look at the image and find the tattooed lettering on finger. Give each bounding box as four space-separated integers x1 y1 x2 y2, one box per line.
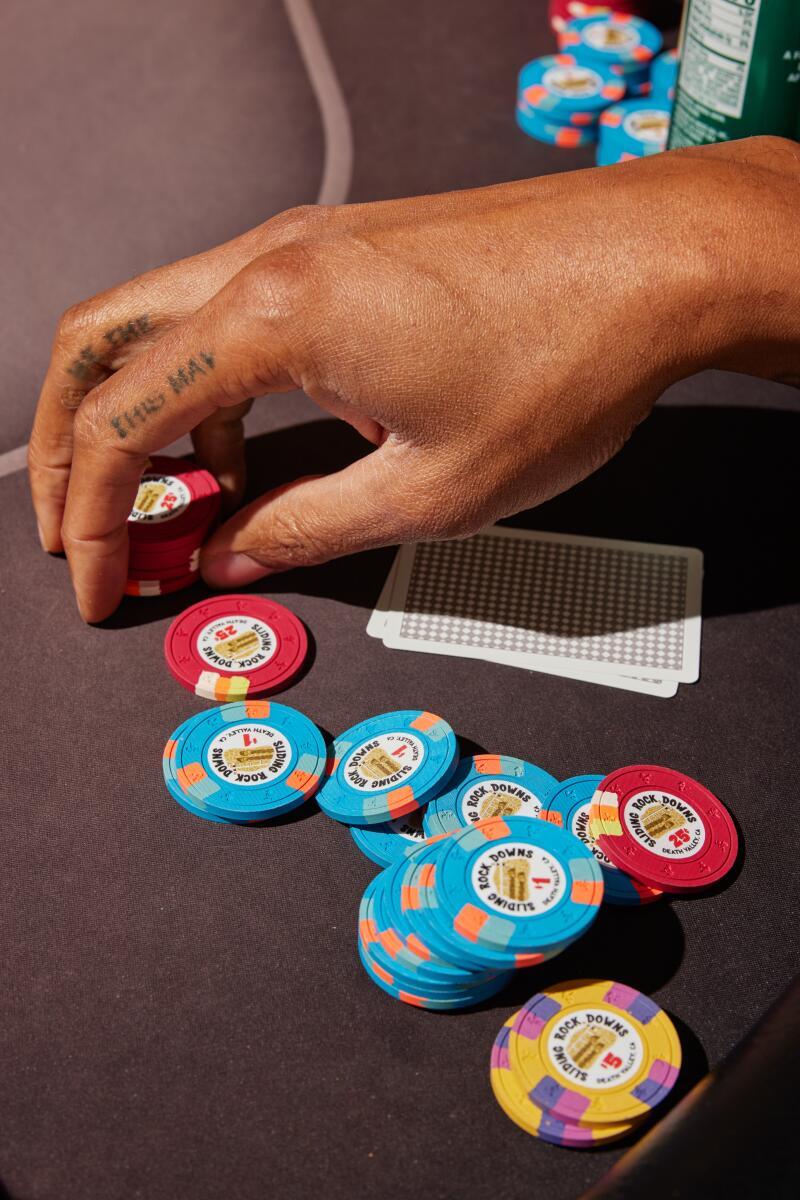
109 352 216 439
103 314 152 350
67 313 152 381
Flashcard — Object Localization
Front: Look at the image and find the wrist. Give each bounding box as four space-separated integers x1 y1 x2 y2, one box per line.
669 137 800 385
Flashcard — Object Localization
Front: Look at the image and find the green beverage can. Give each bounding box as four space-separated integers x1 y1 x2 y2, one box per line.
668 0 800 148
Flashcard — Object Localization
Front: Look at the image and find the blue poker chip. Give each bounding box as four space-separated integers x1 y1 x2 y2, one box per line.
162 713 245 824
317 710 458 826
559 15 662 68
400 824 595 971
598 100 671 158
356 937 509 1011
516 107 599 148
359 876 504 1001
541 775 663 906
436 816 603 955
350 808 427 868
396 840 546 973
169 701 327 821
517 55 625 123
651 49 679 101
424 755 558 838
375 851 504 988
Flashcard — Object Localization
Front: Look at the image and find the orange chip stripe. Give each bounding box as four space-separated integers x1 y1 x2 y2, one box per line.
454 903 490 944
410 711 441 733
572 878 605 906
176 762 208 795
378 928 404 958
475 755 502 775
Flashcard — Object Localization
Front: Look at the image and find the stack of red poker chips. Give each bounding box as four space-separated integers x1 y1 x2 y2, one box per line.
125 455 221 598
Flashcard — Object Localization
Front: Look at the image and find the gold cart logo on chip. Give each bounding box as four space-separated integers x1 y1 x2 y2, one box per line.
641 803 686 840
479 787 522 820
493 860 530 902
135 481 167 513
361 747 402 780
567 1025 617 1069
216 630 260 660
223 746 275 771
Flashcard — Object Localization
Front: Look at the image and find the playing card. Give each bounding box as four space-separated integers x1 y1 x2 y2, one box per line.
376 526 702 694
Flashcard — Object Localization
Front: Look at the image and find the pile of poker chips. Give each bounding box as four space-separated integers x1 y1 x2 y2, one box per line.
358 816 604 1010
162 699 327 823
516 53 625 148
491 979 682 1146
126 455 220 597
596 97 672 165
163 595 308 701
558 14 663 98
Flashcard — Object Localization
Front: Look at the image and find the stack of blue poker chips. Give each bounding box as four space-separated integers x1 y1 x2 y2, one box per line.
651 48 679 102
516 54 626 149
356 815 604 1009
558 15 663 101
162 701 328 823
596 98 672 167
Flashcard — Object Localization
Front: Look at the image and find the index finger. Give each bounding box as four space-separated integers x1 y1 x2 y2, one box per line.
62 259 298 621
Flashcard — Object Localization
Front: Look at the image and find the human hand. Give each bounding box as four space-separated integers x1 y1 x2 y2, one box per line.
28 136 800 621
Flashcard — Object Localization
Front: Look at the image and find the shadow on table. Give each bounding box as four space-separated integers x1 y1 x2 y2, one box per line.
102 401 799 630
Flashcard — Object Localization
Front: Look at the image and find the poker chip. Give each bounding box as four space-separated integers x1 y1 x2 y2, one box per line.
128 456 220 545
162 713 261 824
590 765 739 893
558 15 663 68
350 808 426 868
517 54 625 124
491 1019 635 1146
317 710 458 826
358 873 509 1008
163 700 327 821
509 979 681 1125
517 107 599 148
433 816 603 958
126 456 220 599
378 848 503 988
424 755 558 838
598 99 671 158
125 572 201 598
541 775 662 906
651 48 679 102
164 595 308 701
399 834 577 974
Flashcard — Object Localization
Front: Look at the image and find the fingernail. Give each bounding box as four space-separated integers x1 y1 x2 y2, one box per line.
202 552 268 588
37 520 48 551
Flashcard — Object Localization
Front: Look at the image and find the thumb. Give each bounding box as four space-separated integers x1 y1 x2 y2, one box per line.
200 449 414 588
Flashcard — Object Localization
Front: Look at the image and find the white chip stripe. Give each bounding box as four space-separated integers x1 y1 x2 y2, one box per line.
196 670 222 697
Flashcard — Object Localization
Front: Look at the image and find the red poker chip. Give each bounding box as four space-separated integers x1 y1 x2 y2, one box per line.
591 765 739 893
128 550 201 580
125 571 200 598
127 456 220 547
164 595 308 700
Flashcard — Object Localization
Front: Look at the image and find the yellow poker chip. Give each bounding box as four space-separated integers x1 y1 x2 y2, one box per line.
510 980 681 1126
490 1018 635 1147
